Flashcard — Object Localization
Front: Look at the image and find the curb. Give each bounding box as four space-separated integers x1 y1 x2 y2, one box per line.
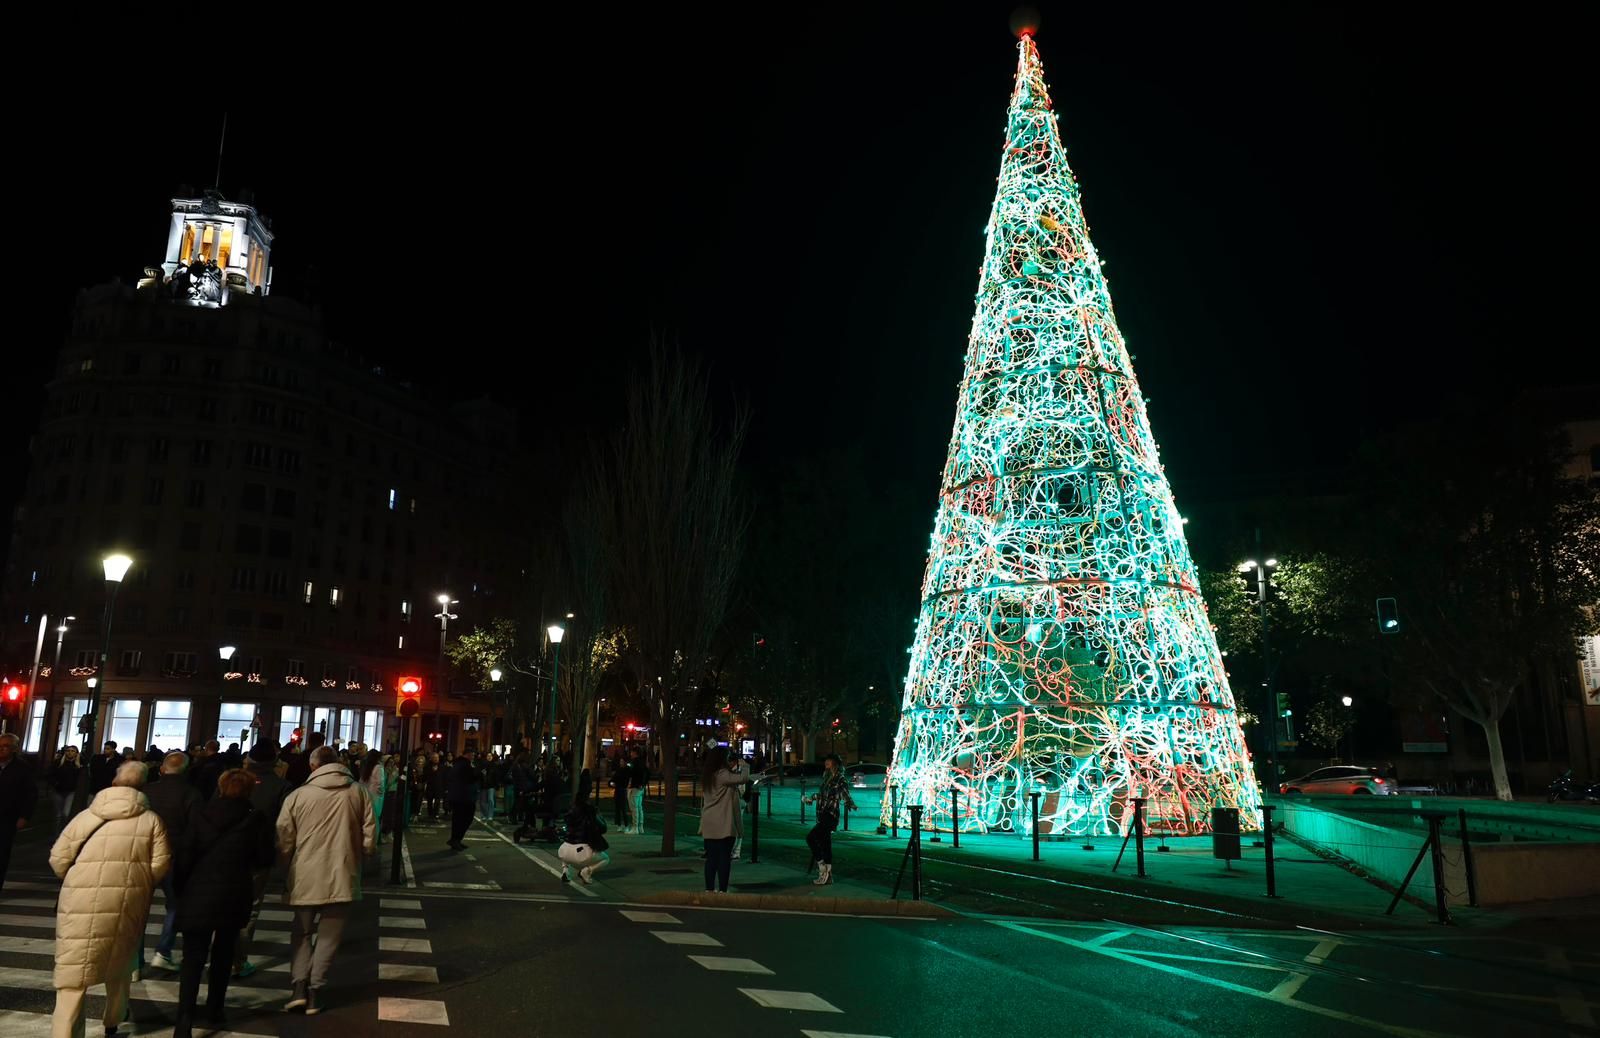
638 889 951 918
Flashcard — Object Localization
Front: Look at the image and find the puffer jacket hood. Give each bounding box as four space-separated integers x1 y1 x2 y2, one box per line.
307 763 356 789
88 784 147 821
276 762 375 906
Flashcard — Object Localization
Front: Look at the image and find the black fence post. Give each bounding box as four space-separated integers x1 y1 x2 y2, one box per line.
1426 814 1451 925
800 779 807 824
1458 808 1477 908
766 782 772 819
910 805 924 901
1030 791 1041 861
843 798 850 832
1263 804 1278 898
1133 796 1145 878
891 785 899 840
749 790 760 864
951 787 960 849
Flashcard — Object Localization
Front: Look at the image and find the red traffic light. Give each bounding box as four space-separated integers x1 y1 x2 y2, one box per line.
3 684 21 702
397 676 423 718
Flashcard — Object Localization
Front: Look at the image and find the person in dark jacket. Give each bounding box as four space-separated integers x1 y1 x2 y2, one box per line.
0 733 39 895
87 740 121 794
557 772 610 884
145 751 203 972
46 746 82 833
171 768 275 1037
283 732 326 789
189 741 227 800
444 756 478 850
609 751 629 829
233 741 289 978
425 751 446 821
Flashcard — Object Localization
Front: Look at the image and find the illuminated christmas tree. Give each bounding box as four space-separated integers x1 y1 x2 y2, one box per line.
885 34 1262 837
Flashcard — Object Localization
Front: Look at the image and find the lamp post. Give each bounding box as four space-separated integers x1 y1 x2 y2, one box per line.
489 667 503 752
1341 695 1354 763
220 646 238 745
434 594 457 753
1238 538 1278 789
51 616 75 704
545 624 565 758
84 554 133 757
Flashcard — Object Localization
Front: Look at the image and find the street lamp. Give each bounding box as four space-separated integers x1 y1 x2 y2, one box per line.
433 594 458 751
1238 535 1278 787
84 554 132 757
545 624 565 756
1341 696 1355 762
488 668 503 752
49 615 75 718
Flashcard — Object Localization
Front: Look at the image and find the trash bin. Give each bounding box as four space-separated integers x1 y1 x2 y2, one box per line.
1211 806 1241 862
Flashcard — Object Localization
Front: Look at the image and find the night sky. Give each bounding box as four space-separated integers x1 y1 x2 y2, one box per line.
9 7 1591 575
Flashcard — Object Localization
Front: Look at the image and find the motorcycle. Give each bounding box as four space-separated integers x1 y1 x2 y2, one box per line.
1547 770 1600 803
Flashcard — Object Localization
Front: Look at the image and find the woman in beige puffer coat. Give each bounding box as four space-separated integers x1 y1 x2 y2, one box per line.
49 760 171 1038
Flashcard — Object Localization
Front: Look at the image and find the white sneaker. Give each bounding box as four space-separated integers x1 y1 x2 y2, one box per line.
579 866 593 884
150 952 179 971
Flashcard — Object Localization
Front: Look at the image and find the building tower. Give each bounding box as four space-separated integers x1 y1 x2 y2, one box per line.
884 35 1262 837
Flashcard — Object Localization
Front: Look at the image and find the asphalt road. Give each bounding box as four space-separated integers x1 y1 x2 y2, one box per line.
2 809 1596 1037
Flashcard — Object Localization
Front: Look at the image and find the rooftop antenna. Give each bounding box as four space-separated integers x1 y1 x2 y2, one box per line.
213 112 228 191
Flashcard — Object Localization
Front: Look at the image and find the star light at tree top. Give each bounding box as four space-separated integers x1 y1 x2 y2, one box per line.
884 34 1262 838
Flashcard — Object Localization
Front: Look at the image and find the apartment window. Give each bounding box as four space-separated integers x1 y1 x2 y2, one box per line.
164 651 197 674
303 580 314 604
168 606 191 631
203 357 222 379
148 437 170 463
329 586 341 608
118 649 143 675
179 522 202 551
105 474 123 503
217 702 257 750
145 476 165 505
409 497 417 515
278 449 302 474
346 666 359 684
80 357 95 374
186 480 206 507
191 439 214 465
151 700 191 748
264 571 288 596
250 400 276 425
400 600 411 623
224 608 251 628
197 398 218 422
267 529 293 559
235 525 263 554
240 484 267 512
388 488 397 510
74 650 96 669
244 442 271 468
160 353 181 375
283 409 306 432
123 353 142 375
174 569 196 591
272 489 297 518
247 656 263 675
287 659 305 678
230 568 258 592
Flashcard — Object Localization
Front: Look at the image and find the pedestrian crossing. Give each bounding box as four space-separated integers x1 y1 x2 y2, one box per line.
0 877 449 1033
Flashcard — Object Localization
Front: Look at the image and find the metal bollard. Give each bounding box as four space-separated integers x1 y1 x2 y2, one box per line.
1458 808 1477 907
800 780 807 823
843 798 850 831
1263 804 1278 898
1133 796 1145 877
1426 814 1451 925
1030 791 1041 861
910 805 924 900
750 789 760 864
891 785 900 840
951 786 960 849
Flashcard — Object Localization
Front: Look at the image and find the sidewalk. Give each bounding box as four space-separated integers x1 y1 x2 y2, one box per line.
578 794 1600 934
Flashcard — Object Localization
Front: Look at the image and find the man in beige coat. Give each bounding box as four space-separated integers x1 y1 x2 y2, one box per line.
50 760 171 1038
275 745 375 1015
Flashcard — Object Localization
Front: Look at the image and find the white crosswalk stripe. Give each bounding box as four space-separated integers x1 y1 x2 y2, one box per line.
688 955 774 974
739 989 842 1012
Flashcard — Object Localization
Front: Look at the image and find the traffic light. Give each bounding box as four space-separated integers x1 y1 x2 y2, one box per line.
397 676 422 718
1 682 21 728
1275 692 1291 718
1376 597 1400 634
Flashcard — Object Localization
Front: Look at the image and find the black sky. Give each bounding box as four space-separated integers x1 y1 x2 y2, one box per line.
9 6 1592 560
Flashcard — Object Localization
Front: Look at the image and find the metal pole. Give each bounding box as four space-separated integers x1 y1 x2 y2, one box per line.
389 718 411 884
1426 814 1451 925
545 640 562 759
951 786 960 849
765 781 772 819
1263 804 1278 898
909 805 923 901
1030 791 1041 861
749 786 760 864
1458 808 1477 907
891 785 899 840
799 779 807 823
86 580 120 755
1256 529 1280 792
1134 796 1145 877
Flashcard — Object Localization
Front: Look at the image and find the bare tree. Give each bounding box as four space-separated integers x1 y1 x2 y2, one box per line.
585 348 748 855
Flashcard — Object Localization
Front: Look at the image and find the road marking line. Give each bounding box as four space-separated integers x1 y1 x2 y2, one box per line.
688 955 774 974
801 1032 894 1038
377 996 450 1025
1130 951 1286 972
1270 972 1311 1000
379 937 433 953
991 921 1448 1038
0 898 56 909
1083 929 1128 947
0 1007 278 1037
379 963 440 983
474 865 489 873
1303 939 1340 965
380 916 427 929
380 898 423 910
739 989 841 1012
257 909 294 922
421 880 501 890
0 966 285 1008
477 821 599 897
651 931 722 946
0 915 165 936
0 935 63 955
401 833 417 887
464 853 477 861
620 910 681 924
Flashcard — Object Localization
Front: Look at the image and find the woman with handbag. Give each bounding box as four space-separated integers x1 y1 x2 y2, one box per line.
50 760 171 1038
170 767 276 1037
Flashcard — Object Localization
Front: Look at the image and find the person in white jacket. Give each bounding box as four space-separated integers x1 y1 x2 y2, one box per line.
275 746 375 1016
49 760 171 1038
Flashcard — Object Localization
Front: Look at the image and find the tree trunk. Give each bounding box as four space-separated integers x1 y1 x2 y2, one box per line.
659 715 679 856
1479 714 1514 801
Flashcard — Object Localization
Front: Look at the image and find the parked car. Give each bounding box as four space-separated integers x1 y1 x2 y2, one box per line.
845 763 888 790
1279 766 1396 796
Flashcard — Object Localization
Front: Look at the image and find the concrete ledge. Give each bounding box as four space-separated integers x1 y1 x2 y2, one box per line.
639 889 951 918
